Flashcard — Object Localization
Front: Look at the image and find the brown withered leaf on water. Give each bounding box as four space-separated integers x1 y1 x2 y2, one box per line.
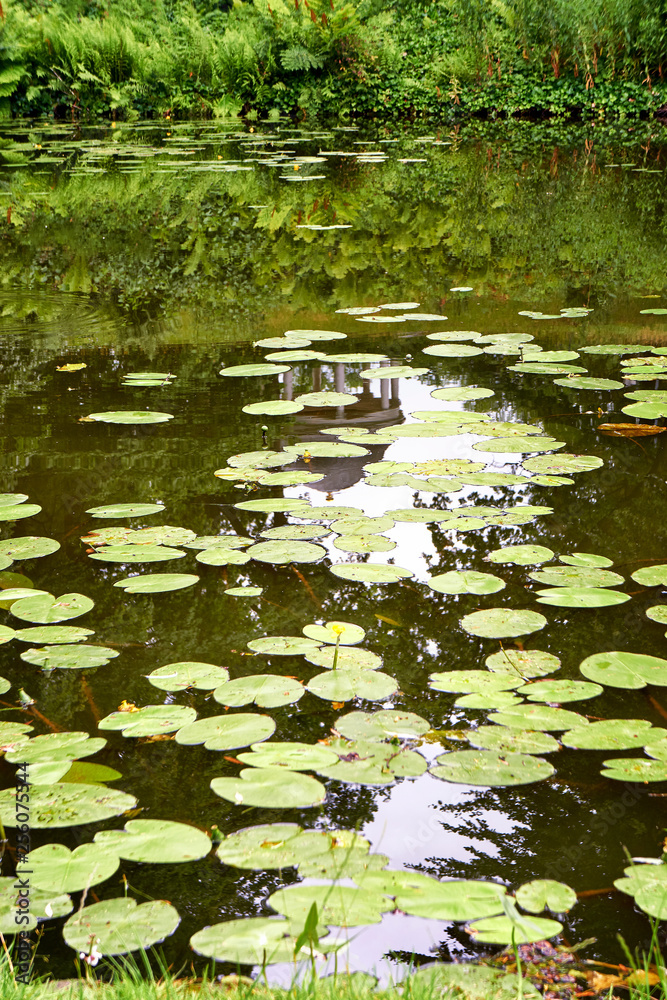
598 423 666 437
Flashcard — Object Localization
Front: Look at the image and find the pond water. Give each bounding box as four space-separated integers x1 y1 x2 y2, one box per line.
0 117 667 982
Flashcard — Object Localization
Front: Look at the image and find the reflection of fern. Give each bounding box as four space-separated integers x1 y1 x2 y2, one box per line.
280 46 325 71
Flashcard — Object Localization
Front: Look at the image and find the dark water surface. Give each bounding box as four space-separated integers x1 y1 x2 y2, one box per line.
0 117 666 981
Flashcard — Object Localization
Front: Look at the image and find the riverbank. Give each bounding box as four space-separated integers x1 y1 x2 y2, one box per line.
1 0 665 122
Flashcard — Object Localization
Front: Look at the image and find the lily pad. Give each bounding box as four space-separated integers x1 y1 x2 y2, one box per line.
14 626 93 644
488 705 587 731
219 364 290 378
466 727 560 755
285 441 368 458
579 651 667 689
431 387 495 401
522 455 603 474
387 509 457 524
114 574 199 594
305 646 383 671
535 587 629 608
0 879 72 933
601 758 667 782
27 843 120 893
647 606 667 629
473 437 565 454
518 680 602 703
86 503 165 519
195 548 250 566
261 525 330 541
242 400 304 415
334 535 396 553
429 671 523 695
303 621 366 645
246 540 326 565
20 644 119 670
190 916 307 964
422 344 483 357
6 732 106 764
307 667 398 702
269 884 390 927
94 820 211 863
63 898 180 956
214 675 304 708
330 564 412 583
360 366 429 380
225 587 263 597
359 870 507 922
86 410 173 424
0 504 42 521
455 691 523 710
631 565 667 586
211 768 326 808
335 709 430 741
614 865 667 919
99 704 197 737
12 592 95 626
430 750 554 786
515 880 576 913
428 571 505 596
0 783 137 828
227 451 294 470
461 609 547 639
176 713 276 750
315 738 426 785
147 662 229 691
560 552 614 568
293 391 358 407
509 364 587 375
529 567 624 588
562 719 654 750
234 498 306 512
90 544 185 563
237 742 339 771
467 914 562 944
553 377 623 390
247 635 322 656
0 536 60 560
487 545 554 566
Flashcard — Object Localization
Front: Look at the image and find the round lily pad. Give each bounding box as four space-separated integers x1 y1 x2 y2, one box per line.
332 515 395 534
510 364 587 375
580 650 667 689
554 377 623 391
473 437 565 454
86 503 165 519
460 609 547 639
334 535 396 553
237 742 339 771
0 504 42 521
10 593 94 625
601 758 667 782
225 587 263 597
28 843 120 894
488 705 587 731
286 441 369 459
114 574 199 594
269 884 390 926
423 344 483 358
560 552 613 568
387 509 455 524
261 525 330 541
360 366 428 380
523 351 580 363
175 713 276 750
94 820 211 863
529 567 623 588
305 646 383 671
515 880 577 913
562 719 654 750
535 587 630 608
190 917 305 965
196 548 250 566
487 545 554 566
430 750 554 786
428 571 505 596
335 710 430 741
631 565 667 586
330 564 412 583
219 364 290 377
315 738 426 785
431 387 495 401
647 606 667 629
235 498 306 512
467 914 562 944
622 402 667 419
147 662 229 691
242 400 304 416
302 621 366 645
247 635 321 656
214 675 304 708
99 704 197 738
89 544 185 563
86 410 173 424
0 536 60 560
0 783 137 828
359 870 507 921
518 680 602 703
6 732 106 764
20 644 119 670
522 455 603 474
307 667 398 702
63 898 180 956
429 671 523 695
13 626 94 644
454 691 522 710
466 727 560 755
246 540 326 565
227 451 294 470
293 391 358 407
211 768 326 808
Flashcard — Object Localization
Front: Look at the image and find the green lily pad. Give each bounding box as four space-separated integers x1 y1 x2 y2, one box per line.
305 646 383 671
560 552 613 568
0 783 137 828
331 564 412 583
473 437 565 454
430 750 554 786
334 535 396 553
227 451 294 470
196 548 251 566
176 712 275 750
269 884 390 926
335 709 430 741
467 914 562 944
220 364 290 378
359 870 507 921
423 344 483 357
211 767 326 808
247 635 322 656
190 916 306 964
530 567 623 588
86 503 165 519
261 525 330 541
242 400 304 415
553 377 623 390
122 526 196 547
647 606 667 628
225 587 263 597
580 651 667 689
315 738 426 785
455 691 523 710
487 545 554 566
63 897 180 956
303 621 366 645
431 387 495 401
237 742 339 771
515 880 576 913
0 878 72 933
466 727 560 755
0 536 60 560
185 536 253 551
488 704 587 731
6 732 106 764
509 364 588 375
562 719 654 750
0 676 9 693
214 675 304 708
147 662 229 691
0 504 42 521
290 505 361 520
27 843 120 894
94 819 211 863
100 704 197 738
429 671 523 694
90 544 185 563
307 667 398 702
428 571 505 596
114 574 199 593
614 865 667 919
518 680 602 703
522 455 603 474
14 626 93 644
86 410 173 424
461 609 547 639
360 366 429 380
523 351 580 363
20 644 119 670
323 353 389 363
0 493 28 506
264 350 326 362
465 421 542 438
246 540 326 565
10 592 94 625
285 441 369 459
601 758 667 782
332 515 396 534
293 391 358 407
622 402 667 418
535 587 629 608
530 475 574 486
631 565 667 586
580 344 638 354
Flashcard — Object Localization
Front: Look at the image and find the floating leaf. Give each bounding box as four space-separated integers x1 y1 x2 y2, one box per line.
20 644 119 670
302 621 366 645
322 353 389 363
27 843 120 894
264 350 326 362
0 504 42 521
599 423 665 438
306 646 383 671
6 732 106 764
64 898 180 956
466 727 560 755
190 917 306 964
529 567 624 588
334 534 396 553
261 525 330 541
247 635 321 656
518 680 602 703
431 387 494 401
227 450 294 470
509 364 587 375
460 609 547 639
219 364 290 378
360 366 428 379
0 536 60 560
488 704 587 731
214 675 304 708
0 783 137 828
225 586 263 597
94 820 211 863
430 750 554 786
429 671 523 695
242 400 304 415
330 564 412 583
100 704 197 738
580 651 667 689
553 377 623 391
473 437 565 454
428 571 505 596
307 667 397 702
359 870 507 921
285 441 368 458
293 391 357 407
631 565 667 586
114 574 199 594
614 865 667 919
211 768 326 808
235 498 306 512
423 344 483 357
487 545 554 566
562 719 654 750
335 709 429 741
314 738 426 785
86 503 165 519
515 880 576 913
246 540 326 565
601 758 667 782
196 548 250 566
269 884 389 927
14 626 93 644
560 552 613 568
454 691 523 710
237 742 339 771
176 713 276 750
523 351 580 363
86 410 173 424
467 914 562 944
647 606 667 629
387 509 457 524
535 587 629 608
147 662 229 691
522 454 603 474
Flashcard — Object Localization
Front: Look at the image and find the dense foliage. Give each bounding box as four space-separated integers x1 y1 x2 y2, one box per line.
0 0 665 120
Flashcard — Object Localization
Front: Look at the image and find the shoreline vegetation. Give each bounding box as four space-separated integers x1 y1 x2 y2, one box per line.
0 0 665 122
